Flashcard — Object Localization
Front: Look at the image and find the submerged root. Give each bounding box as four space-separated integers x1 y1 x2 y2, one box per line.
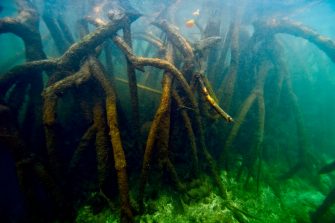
89 57 133 222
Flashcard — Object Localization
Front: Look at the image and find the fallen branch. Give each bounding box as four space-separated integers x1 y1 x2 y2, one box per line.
115 77 161 95
195 73 233 122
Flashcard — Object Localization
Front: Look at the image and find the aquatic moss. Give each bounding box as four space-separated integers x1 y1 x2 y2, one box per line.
76 206 119 223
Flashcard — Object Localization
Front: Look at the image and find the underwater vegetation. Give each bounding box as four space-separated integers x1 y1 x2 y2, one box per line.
2 0 335 222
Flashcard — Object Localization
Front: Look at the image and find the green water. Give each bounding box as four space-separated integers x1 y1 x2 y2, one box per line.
1 0 335 222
